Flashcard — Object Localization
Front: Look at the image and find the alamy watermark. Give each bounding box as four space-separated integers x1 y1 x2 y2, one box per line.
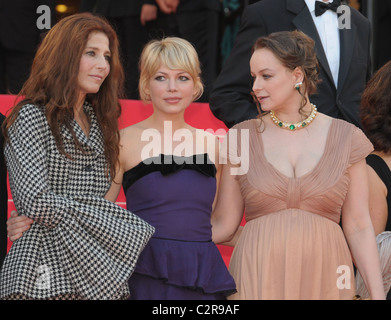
36 264 51 290
36 263 354 291
34 4 351 31
140 121 249 175
336 265 352 290
337 5 351 30
36 5 52 30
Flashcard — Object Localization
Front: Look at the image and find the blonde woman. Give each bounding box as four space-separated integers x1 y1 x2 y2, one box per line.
103 37 236 300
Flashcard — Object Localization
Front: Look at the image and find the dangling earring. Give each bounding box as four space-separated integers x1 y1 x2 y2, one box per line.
295 82 303 91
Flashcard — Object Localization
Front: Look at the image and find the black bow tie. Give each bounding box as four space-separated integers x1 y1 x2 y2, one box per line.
315 0 341 17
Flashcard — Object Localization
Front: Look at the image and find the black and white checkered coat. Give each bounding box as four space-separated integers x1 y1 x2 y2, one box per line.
0 102 154 300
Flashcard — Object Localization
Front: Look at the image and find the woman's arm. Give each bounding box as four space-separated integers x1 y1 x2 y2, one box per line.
209 133 222 211
8 162 124 242
7 107 127 240
342 159 385 299
211 163 245 245
104 165 123 203
104 128 128 203
5 105 75 228
210 132 244 247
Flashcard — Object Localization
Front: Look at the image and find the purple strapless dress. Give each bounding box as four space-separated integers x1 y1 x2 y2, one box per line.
123 154 236 300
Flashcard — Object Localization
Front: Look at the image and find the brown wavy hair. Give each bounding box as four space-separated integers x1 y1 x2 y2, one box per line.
360 60 391 153
2 12 124 179
251 30 321 119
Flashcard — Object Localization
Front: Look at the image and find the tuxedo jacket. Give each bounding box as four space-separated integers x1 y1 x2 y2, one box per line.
210 0 371 128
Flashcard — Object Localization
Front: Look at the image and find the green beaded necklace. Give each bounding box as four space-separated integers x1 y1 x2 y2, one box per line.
269 104 317 131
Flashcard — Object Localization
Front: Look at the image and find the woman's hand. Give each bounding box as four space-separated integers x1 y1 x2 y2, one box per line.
7 210 34 242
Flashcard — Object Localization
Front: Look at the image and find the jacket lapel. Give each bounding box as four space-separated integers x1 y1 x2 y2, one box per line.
83 102 105 155
60 102 105 155
288 0 336 89
337 21 356 94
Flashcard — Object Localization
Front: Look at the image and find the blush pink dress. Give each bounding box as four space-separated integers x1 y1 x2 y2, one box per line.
224 118 373 300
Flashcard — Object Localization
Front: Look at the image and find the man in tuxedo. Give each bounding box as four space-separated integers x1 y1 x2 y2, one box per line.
0 113 7 269
209 0 371 129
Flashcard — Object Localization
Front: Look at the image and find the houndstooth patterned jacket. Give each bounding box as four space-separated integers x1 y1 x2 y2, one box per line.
0 102 154 300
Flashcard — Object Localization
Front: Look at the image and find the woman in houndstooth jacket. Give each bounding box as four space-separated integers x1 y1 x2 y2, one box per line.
0 13 154 300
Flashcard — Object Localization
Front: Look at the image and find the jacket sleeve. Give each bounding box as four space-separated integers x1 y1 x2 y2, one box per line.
209 4 266 128
5 104 72 228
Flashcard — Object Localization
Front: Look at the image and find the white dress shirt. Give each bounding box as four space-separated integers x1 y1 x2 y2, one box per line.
305 0 341 87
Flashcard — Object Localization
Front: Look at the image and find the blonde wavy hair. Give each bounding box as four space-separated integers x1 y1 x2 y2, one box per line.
138 37 204 103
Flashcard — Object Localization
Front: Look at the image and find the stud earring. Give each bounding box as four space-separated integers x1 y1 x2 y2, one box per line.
295 82 302 91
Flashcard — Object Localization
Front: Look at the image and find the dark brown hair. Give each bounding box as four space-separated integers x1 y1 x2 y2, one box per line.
251 30 320 117
2 12 124 179
360 60 391 153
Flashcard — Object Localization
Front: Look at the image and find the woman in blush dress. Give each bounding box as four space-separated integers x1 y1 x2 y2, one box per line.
211 30 385 300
